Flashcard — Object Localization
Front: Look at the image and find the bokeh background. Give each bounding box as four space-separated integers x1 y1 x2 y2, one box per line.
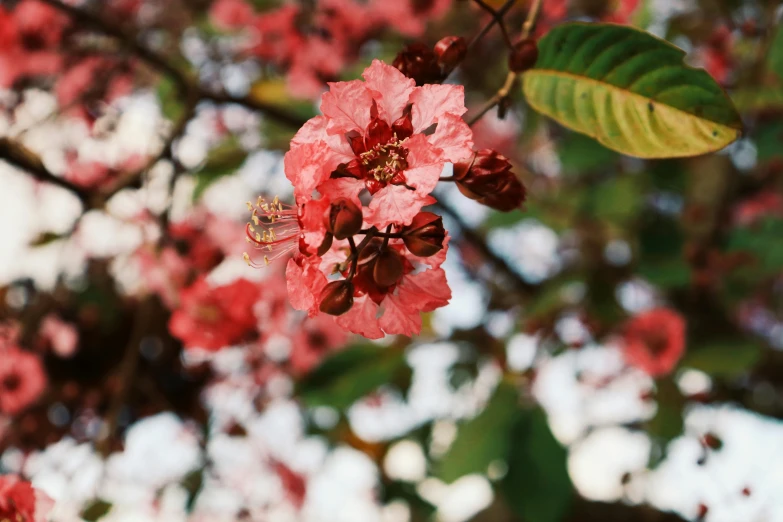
0 0 782 521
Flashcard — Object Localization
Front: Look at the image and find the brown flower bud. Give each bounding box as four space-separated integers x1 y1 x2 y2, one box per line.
325 198 363 240
402 212 446 257
454 150 526 211
319 280 354 316
373 248 405 287
508 38 538 73
317 233 333 256
393 42 442 86
434 36 467 69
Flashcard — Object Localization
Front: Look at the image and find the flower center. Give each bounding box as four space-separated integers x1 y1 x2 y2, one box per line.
360 140 408 183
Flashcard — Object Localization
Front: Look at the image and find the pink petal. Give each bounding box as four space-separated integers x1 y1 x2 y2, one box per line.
366 186 435 229
320 79 374 135
378 292 422 336
361 60 416 124
335 295 384 339
397 268 451 312
284 141 332 201
317 177 365 204
286 258 327 317
300 198 330 253
404 133 445 196
428 113 474 163
409 84 467 133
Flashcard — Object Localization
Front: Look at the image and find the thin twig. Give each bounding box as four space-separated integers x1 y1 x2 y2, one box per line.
471 0 514 48
519 0 544 40
466 0 518 52
465 71 518 126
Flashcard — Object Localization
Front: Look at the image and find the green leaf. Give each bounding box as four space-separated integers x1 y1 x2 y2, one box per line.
727 218 783 276
558 131 618 174
767 26 783 81
437 381 518 483
682 340 763 378
502 408 572 522
523 23 742 158
192 139 248 201
81 500 112 522
755 120 783 162
647 377 684 452
297 344 409 410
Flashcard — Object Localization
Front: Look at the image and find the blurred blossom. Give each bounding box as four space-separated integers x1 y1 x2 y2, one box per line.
488 219 561 283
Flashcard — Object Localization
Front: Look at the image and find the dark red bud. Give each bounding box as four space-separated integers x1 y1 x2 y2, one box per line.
317 233 333 256
434 36 467 69
393 42 442 86
373 249 405 287
508 38 538 73
325 198 363 240
455 149 526 211
402 212 446 257
392 113 414 140
319 280 355 316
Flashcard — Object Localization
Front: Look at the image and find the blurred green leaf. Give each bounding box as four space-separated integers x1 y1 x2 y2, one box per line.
502 408 572 522
297 344 409 410
81 500 112 522
767 26 783 81
647 377 684 448
731 87 783 112
637 215 691 288
726 218 783 276
182 468 204 512
682 340 763 377
157 76 184 122
559 132 618 174
437 381 518 483
755 121 783 162
587 176 642 226
192 139 248 201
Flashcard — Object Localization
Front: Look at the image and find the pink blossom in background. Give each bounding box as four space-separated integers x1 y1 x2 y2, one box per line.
621 308 686 377
0 475 53 522
209 0 254 31
39 314 79 358
0 347 46 416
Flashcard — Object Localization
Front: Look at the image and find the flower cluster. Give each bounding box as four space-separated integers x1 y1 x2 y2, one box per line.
245 60 474 338
0 475 52 522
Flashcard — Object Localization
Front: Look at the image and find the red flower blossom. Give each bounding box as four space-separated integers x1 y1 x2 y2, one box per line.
168 276 260 351
621 308 686 377
0 475 53 522
244 61 460 338
0 347 46 415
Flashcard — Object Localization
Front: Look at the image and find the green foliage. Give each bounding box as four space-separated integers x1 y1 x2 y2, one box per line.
727 218 783 277
81 500 112 522
523 23 742 158
647 377 684 449
766 26 783 81
682 339 763 378
437 381 519 483
755 121 783 163
192 139 249 201
502 408 572 522
297 344 410 410
558 132 618 174
182 468 205 512
637 215 691 288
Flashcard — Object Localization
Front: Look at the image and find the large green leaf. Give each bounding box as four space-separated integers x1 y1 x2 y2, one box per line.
296 344 409 410
502 408 572 522
523 23 742 158
437 381 519 483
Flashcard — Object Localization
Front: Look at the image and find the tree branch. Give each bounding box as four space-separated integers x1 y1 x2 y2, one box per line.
0 137 91 205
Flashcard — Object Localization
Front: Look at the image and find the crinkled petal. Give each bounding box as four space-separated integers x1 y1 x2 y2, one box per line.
378 292 422 336
321 80 374 135
404 133 446 196
362 60 416 124
286 258 327 317
396 267 451 312
284 141 332 201
366 186 435 229
428 113 474 163
300 198 330 253
335 295 384 339
317 177 365 204
410 84 467 133
292 115 355 164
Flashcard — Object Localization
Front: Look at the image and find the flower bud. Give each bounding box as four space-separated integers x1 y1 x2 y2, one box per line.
319 280 354 316
373 248 405 287
393 43 442 86
508 38 538 73
325 198 363 240
455 150 526 211
402 212 446 257
434 36 467 69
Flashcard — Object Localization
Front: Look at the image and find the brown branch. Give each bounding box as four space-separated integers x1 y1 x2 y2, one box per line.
519 0 544 40
467 0 519 52
466 71 518 125
471 0 515 49
0 137 91 205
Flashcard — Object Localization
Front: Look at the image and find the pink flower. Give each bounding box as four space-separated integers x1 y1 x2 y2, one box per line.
39 314 79 358
368 0 453 37
621 308 686 377
0 347 46 415
0 475 53 522
209 0 254 31
168 276 261 351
